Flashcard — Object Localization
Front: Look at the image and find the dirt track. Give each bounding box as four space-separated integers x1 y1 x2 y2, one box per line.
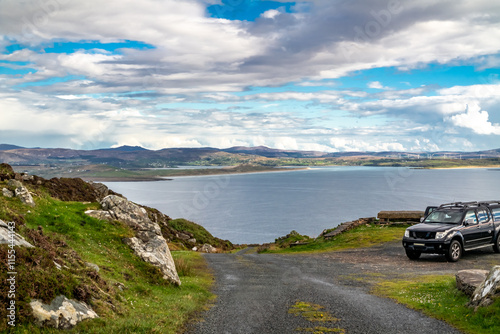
186 241 498 334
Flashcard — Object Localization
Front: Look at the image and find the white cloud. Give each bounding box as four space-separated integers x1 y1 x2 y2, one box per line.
448 104 500 135
368 81 384 89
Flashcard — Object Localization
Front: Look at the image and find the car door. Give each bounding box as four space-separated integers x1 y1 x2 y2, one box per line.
461 210 482 248
476 208 494 245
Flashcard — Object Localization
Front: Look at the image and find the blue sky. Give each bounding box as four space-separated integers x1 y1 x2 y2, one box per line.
0 0 499 152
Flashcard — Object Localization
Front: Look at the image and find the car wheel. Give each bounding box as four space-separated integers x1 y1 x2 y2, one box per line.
405 249 421 260
493 234 500 253
446 240 462 262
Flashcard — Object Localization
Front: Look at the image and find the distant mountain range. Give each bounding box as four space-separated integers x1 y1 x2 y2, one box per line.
0 144 499 168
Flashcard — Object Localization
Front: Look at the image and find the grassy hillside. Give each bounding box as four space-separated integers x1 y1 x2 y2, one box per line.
0 172 214 332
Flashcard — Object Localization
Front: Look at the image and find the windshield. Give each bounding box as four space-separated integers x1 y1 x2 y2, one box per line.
423 210 463 224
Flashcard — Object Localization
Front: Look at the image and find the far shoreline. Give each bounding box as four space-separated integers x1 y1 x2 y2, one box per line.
84 166 309 182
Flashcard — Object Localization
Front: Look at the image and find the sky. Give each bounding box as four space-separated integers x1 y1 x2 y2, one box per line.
0 0 499 152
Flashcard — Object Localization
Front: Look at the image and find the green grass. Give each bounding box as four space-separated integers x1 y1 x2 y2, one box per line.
260 224 408 254
0 181 214 333
373 275 500 334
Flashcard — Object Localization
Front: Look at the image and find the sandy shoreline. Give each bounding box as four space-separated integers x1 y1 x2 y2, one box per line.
83 166 309 182
429 165 500 170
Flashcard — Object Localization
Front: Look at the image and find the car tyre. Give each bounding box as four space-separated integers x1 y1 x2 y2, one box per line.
446 240 462 262
493 234 500 253
405 249 421 260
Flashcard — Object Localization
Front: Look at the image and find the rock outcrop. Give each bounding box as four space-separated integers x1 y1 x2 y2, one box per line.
86 195 181 285
469 265 500 309
456 270 489 297
3 179 36 207
30 295 98 329
0 220 34 247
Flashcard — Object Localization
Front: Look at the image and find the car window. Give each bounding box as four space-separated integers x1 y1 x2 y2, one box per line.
477 209 490 224
492 208 500 222
464 210 478 225
424 210 463 224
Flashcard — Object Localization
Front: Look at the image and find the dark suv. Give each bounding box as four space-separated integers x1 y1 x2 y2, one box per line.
402 201 500 262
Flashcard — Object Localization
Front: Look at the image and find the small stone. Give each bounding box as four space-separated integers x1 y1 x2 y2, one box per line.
14 185 36 207
200 244 217 253
85 262 100 272
2 188 14 198
176 232 191 240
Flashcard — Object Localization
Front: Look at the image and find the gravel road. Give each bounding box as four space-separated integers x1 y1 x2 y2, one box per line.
187 241 499 334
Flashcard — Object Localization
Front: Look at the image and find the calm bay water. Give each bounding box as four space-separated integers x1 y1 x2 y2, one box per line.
104 167 500 244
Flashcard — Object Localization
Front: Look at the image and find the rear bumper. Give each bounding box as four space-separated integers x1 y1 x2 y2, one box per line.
402 237 452 254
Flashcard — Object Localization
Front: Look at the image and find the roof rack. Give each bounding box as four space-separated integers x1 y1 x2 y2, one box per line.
438 201 479 209
479 200 500 206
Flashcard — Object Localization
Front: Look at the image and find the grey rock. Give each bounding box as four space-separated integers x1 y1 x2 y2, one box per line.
85 262 100 272
0 220 34 247
99 195 180 286
469 265 500 309
89 182 111 200
176 232 191 240
101 195 155 231
7 179 22 188
30 295 98 329
200 244 217 253
14 185 35 207
84 209 113 221
188 238 197 244
2 188 14 198
124 237 180 284
21 174 34 181
456 270 489 297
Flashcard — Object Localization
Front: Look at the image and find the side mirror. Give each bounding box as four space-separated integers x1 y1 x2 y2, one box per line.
465 218 475 226
420 217 424 223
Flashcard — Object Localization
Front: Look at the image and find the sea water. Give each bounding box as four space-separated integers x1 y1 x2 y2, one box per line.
105 167 500 244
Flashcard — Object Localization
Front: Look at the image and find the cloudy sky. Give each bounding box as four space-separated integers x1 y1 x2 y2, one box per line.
0 0 499 152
